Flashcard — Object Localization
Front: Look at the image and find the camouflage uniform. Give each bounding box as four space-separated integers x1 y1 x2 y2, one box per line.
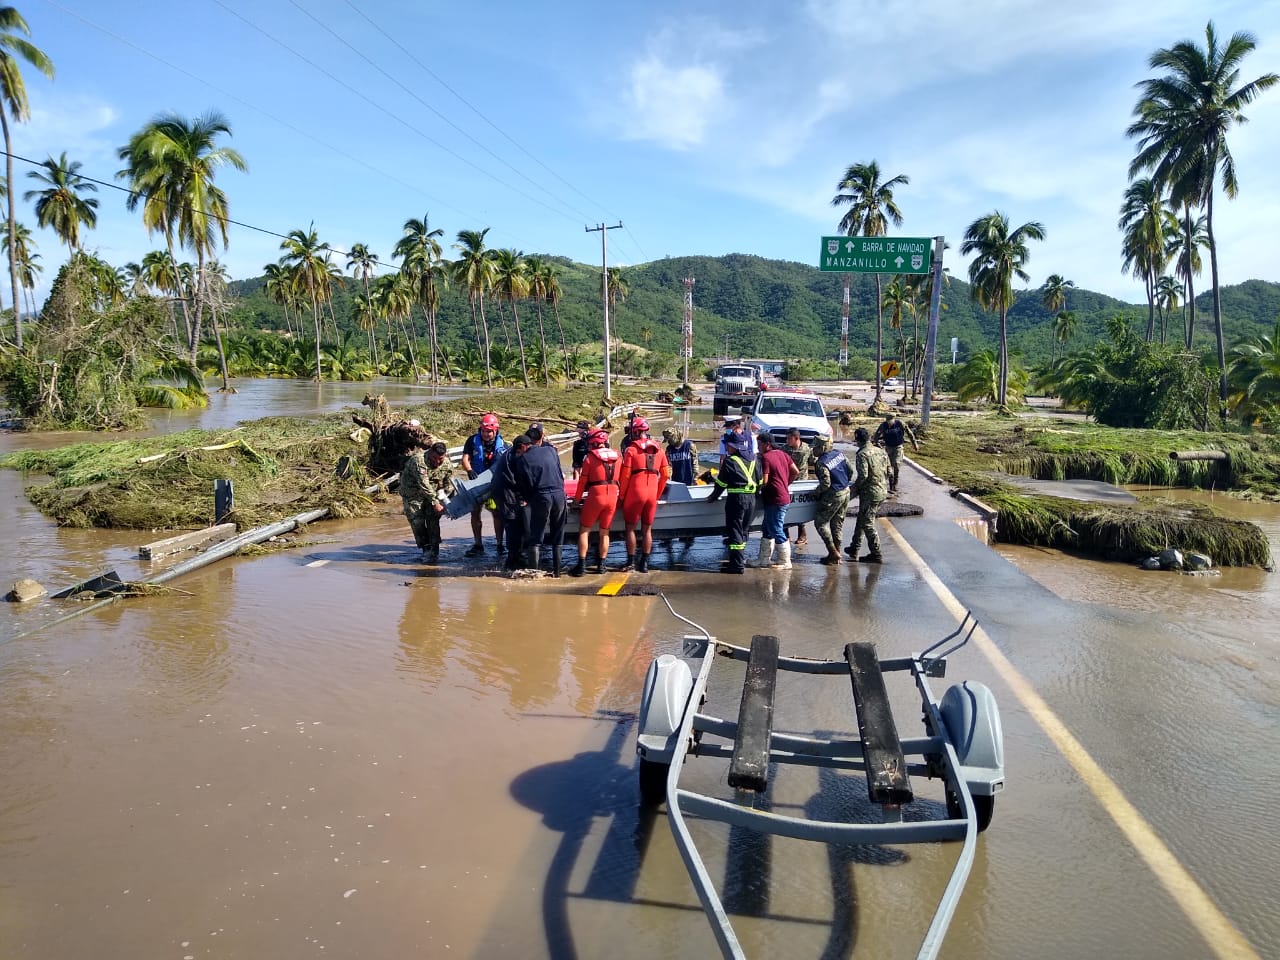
401 451 457 558
785 439 813 543
846 443 890 560
813 443 852 557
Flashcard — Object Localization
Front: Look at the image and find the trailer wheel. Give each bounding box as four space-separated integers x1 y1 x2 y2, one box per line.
639 758 670 806
946 789 995 832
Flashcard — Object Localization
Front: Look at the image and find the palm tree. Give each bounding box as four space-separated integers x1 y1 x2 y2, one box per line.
452 228 495 388
1052 310 1078 356
1155 274 1181 343
278 224 331 381
117 110 247 362
261 260 296 339
1 7 53 345
831 160 909 399
491 248 530 388
606 265 629 386
1040 274 1074 359
24 152 98 252
524 254 553 384
0 218 37 317
1127 20 1278 414
1118 178 1174 341
1169 209 1207 348
142 248 185 344
371 271 417 379
881 277 913 401
393 216 445 384
346 241 379 368
202 259 234 391
1226 318 1280 424
960 211 1046 408
541 260 570 381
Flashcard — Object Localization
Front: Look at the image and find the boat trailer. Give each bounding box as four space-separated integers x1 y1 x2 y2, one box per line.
636 597 1005 959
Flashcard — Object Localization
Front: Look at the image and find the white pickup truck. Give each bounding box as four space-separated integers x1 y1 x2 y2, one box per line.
747 390 833 447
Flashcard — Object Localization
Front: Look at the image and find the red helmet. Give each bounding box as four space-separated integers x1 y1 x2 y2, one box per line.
588 429 609 447
480 414 499 429
631 416 649 434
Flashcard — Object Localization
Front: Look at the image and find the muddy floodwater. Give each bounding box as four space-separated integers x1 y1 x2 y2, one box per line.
2 381 1279 959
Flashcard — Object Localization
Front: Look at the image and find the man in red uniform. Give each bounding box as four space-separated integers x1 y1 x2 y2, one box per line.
616 416 670 573
569 430 620 577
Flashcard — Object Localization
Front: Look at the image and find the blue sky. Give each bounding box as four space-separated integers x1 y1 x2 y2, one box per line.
12 0 1280 306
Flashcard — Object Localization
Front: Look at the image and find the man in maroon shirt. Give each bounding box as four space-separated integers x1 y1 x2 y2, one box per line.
753 434 799 568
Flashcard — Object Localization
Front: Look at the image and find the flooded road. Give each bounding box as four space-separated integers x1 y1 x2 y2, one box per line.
2 384 1278 959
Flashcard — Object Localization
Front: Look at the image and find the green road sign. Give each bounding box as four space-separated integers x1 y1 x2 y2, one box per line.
820 236 932 274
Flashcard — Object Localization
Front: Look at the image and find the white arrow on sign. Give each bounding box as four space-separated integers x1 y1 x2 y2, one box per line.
845 240 856 252
894 256 905 269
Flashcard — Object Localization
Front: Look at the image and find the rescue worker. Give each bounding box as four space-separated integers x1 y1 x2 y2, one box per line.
811 435 852 565
570 420 591 480
784 427 812 546
489 434 530 571
513 430 567 576
616 415 670 573
873 412 906 494
569 429 620 576
718 414 755 463
844 426 890 563
754 434 799 569
460 413 507 557
400 436 456 564
707 431 759 575
662 427 697 486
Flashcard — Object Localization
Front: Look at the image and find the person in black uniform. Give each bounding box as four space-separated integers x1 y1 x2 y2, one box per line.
706 431 759 574
571 420 591 480
513 431 567 576
489 435 532 571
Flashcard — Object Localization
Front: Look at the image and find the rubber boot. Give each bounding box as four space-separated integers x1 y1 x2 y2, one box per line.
593 556 607 575
776 541 792 569
569 559 586 577
635 552 649 573
751 538 774 568
551 550 562 578
619 554 636 572
525 546 539 570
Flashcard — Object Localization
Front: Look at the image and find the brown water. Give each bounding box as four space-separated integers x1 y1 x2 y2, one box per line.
3 383 1279 959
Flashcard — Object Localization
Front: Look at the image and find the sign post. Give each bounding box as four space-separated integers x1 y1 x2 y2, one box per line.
920 237 945 428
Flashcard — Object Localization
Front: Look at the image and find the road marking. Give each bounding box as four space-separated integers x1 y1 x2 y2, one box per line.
884 521 1260 960
305 559 329 568
597 574 628 596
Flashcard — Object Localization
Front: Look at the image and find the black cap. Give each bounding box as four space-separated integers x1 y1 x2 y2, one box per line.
528 423 544 442
429 441 447 456
576 420 590 430
513 434 533 449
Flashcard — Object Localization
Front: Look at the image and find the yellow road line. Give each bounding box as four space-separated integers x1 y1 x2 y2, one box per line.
597 574 628 596
883 520 1260 960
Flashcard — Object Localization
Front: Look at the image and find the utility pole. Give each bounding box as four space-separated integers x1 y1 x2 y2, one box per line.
681 276 695 386
839 275 850 366
585 221 623 400
920 236 946 428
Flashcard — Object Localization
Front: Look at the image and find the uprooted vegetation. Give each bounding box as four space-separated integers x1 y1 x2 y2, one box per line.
910 416 1280 568
1 385 653 530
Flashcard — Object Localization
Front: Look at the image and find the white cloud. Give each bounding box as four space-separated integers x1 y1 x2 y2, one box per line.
621 55 725 150
13 90 120 167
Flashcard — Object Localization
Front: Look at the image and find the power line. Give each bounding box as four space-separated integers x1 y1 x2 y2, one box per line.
207 0 585 227
40 0 473 228
290 0 592 225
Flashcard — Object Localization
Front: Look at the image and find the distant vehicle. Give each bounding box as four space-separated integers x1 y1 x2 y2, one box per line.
713 363 765 416
884 377 902 388
747 389 832 447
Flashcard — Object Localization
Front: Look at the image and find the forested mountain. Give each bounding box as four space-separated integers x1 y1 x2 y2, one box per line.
227 254 1280 367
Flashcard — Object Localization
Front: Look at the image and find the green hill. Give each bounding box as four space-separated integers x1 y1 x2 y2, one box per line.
228 255 1280 368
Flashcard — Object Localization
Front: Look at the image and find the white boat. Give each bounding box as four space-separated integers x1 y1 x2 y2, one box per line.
445 471 820 542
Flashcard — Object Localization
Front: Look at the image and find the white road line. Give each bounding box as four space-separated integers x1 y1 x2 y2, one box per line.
884 520 1260 960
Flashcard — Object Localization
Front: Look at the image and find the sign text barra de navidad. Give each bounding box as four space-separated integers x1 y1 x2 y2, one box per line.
820 236 932 274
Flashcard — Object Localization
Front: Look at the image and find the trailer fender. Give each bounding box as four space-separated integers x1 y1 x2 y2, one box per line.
636 655 694 764
940 681 1005 796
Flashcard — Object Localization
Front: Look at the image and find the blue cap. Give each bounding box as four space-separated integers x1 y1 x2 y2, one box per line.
723 431 746 448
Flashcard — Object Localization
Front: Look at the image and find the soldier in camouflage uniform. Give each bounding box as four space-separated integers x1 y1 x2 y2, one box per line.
784 428 813 546
844 426 890 563
401 438 457 563
810 435 852 565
